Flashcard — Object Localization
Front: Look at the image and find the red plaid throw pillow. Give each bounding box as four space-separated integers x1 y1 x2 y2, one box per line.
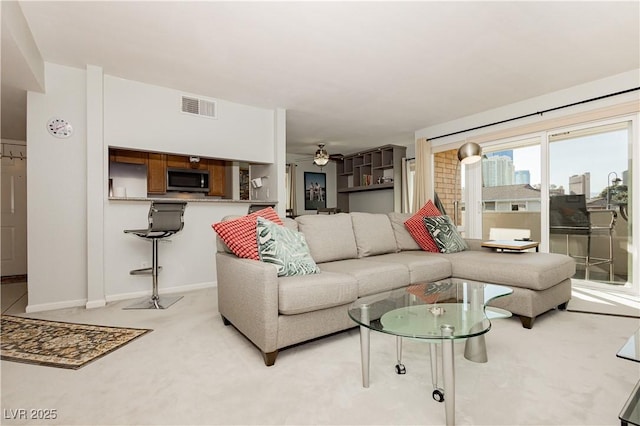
212 207 283 260
404 200 441 252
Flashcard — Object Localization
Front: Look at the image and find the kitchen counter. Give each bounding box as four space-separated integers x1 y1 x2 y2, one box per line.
109 196 277 204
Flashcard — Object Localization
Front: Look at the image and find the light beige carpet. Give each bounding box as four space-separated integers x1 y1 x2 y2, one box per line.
1 287 639 425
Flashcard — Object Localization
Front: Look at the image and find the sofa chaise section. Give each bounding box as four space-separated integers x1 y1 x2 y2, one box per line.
437 247 575 328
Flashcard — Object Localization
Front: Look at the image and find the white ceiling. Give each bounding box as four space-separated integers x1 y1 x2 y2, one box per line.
2 1 639 156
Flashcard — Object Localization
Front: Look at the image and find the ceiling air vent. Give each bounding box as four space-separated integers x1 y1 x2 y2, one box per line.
181 96 217 119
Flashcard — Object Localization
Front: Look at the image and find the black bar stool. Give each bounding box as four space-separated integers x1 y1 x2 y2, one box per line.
124 201 187 309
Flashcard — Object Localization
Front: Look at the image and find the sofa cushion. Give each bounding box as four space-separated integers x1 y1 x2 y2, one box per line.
319 259 410 297
371 252 452 284
256 217 320 277
281 217 298 231
296 213 358 263
212 208 283 260
278 271 358 315
423 215 469 253
404 200 441 252
441 251 576 291
350 212 398 258
215 214 294 254
388 212 421 251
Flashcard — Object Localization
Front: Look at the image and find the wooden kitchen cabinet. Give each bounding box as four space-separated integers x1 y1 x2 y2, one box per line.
166 154 189 169
109 147 228 197
208 160 226 197
110 149 148 165
147 153 166 194
166 154 208 170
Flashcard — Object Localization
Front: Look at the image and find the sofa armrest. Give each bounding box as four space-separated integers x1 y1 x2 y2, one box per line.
216 252 280 353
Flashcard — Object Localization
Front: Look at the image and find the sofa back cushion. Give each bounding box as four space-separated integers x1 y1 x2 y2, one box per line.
350 212 398 257
296 213 358 263
387 212 421 251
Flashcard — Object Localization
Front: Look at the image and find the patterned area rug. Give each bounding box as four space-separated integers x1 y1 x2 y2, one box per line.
1 315 151 369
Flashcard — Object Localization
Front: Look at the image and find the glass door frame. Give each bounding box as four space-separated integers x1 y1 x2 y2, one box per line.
465 114 639 295
467 133 546 248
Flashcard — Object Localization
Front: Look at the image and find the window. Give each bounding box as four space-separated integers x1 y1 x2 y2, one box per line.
481 138 541 241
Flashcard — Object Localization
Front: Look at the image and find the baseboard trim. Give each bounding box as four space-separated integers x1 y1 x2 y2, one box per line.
105 281 216 303
23 282 216 313
26 298 87 313
86 299 107 309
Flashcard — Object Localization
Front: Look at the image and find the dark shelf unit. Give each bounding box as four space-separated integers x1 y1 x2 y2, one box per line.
336 144 406 212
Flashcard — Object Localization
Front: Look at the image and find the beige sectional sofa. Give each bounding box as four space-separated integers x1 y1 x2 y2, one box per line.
216 212 575 366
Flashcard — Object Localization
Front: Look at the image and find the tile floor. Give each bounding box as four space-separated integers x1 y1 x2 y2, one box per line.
1 282 28 315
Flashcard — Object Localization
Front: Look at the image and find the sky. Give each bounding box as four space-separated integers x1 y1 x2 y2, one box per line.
508 129 629 197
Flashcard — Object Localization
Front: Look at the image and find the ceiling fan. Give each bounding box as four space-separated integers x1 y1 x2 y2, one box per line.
312 143 343 168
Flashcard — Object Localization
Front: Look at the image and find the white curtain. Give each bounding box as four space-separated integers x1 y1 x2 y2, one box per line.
402 158 409 213
411 138 433 213
402 157 416 213
287 163 297 216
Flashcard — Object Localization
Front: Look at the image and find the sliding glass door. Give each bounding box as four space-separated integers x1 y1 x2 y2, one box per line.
481 137 541 241
465 117 635 293
548 121 633 287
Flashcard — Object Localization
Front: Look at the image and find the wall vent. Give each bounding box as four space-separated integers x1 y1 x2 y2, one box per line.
181 96 217 119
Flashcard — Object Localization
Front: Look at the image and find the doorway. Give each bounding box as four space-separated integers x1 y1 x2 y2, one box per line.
1 142 27 277
1 141 28 313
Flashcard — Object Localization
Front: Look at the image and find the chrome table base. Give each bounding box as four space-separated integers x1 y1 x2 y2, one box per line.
124 295 183 310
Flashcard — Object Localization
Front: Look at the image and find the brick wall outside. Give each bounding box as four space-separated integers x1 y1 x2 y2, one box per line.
434 149 461 224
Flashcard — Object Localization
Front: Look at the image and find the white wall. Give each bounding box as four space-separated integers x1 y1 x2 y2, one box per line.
26 63 283 312
417 70 640 147
27 63 88 310
348 190 394 213
104 201 249 300
293 160 337 215
104 76 275 163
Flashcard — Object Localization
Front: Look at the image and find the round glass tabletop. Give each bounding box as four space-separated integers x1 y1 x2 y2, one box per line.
348 279 512 340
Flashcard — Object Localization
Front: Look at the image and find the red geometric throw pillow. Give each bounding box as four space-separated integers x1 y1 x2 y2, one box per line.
212 207 283 260
404 200 442 252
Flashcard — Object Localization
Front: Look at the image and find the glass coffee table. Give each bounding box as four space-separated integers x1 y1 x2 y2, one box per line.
348 279 513 426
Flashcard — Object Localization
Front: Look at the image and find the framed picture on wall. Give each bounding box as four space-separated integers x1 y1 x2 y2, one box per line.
304 172 326 210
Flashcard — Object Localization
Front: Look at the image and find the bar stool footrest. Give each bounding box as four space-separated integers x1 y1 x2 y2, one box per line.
129 266 162 275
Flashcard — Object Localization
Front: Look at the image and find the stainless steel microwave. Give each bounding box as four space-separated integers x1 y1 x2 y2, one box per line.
166 168 209 192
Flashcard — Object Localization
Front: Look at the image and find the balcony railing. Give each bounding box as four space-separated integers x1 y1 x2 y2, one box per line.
482 210 629 284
